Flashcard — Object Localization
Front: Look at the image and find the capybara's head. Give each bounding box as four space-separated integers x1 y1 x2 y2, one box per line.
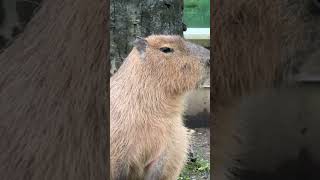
131 35 210 96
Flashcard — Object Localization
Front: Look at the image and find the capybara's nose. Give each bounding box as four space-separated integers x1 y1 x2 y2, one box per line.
206 60 210 67
185 41 210 65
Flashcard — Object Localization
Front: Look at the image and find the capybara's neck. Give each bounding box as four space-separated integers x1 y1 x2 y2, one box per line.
111 50 185 123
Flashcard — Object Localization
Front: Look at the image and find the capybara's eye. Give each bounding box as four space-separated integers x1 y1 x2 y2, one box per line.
159 47 174 53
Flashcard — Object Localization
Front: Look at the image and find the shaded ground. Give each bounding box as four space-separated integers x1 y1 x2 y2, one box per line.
191 128 210 161
179 128 210 180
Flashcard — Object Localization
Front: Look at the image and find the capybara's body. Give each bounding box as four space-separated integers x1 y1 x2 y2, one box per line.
110 35 209 179
213 85 320 180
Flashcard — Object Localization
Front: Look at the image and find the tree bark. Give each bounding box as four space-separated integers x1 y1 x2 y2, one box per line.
0 0 107 179
110 0 184 74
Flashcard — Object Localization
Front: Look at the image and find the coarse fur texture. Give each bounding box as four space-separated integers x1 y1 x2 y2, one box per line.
110 35 209 179
213 49 320 180
0 0 107 179
212 0 303 108
212 0 320 180
213 85 320 180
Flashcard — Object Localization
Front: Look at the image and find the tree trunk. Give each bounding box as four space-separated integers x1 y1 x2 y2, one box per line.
0 0 107 179
110 0 184 74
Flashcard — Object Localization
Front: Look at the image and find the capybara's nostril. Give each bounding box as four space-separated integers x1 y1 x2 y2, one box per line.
206 60 210 67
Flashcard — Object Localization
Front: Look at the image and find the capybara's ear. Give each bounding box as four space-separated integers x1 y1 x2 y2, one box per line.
133 36 148 55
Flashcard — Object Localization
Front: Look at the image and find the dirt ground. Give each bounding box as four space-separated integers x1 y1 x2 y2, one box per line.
191 128 210 161
185 128 210 180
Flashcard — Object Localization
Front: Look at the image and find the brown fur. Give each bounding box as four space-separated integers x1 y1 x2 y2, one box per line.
0 0 107 179
212 0 304 108
211 0 311 179
213 44 320 180
110 35 209 179
213 85 320 180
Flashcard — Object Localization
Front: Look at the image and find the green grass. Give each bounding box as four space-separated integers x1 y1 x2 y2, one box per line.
178 157 210 180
